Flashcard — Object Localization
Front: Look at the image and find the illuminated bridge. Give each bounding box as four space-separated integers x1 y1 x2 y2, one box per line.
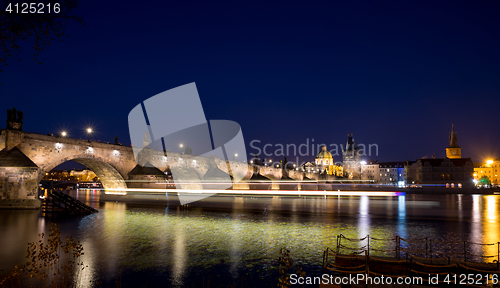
0 129 339 207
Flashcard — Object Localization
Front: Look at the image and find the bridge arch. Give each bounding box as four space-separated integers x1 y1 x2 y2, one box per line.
38 153 128 190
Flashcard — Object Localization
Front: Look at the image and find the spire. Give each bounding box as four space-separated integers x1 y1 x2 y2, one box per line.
448 124 459 148
345 133 356 152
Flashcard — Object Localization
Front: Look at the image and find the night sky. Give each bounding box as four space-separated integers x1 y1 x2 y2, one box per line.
2 0 500 167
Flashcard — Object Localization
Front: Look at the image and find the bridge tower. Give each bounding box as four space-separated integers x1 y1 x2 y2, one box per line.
0 108 41 209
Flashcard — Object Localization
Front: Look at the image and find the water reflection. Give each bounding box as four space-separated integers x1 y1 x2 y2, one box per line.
483 196 499 260
1 192 500 287
471 195 481 247
230 199 243 278
358 196 370 241
101 202 127 278
458 194 463 220
171 221 186 285
0 210 41 271
397 195 407 240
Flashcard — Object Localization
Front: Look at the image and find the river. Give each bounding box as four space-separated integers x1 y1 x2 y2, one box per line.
0 191 498 287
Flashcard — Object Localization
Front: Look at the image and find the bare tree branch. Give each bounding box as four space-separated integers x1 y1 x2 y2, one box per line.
0 0 84 72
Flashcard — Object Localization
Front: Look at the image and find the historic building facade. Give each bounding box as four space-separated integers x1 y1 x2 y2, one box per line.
315 145 342 177
446 124 461 159
360 160 379 182
342 134 362 179
473 159 500 186
302 161 316 173
406 125 474 189
378 162 405 185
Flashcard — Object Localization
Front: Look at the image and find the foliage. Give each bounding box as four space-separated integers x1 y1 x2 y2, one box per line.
277 248 305 288
0 0 84 71
0 223 90 288
480 176 491 186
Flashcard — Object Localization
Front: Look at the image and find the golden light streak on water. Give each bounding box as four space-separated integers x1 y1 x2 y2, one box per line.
483 196 499 262
172 221 187 285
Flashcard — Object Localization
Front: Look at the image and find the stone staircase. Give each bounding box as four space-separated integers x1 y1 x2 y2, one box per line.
41 189 98 215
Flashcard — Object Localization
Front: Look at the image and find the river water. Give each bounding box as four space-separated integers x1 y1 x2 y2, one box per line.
0 191 499 287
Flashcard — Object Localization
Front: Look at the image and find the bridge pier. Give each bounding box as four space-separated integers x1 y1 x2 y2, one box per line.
0 147 41 209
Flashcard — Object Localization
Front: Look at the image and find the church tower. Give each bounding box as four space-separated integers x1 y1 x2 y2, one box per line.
445 124 461 159
342 133 361 179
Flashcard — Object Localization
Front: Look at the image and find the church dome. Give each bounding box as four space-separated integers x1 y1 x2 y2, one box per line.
316 146 332 159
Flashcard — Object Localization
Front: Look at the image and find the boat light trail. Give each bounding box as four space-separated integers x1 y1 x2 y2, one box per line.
104 188 405 197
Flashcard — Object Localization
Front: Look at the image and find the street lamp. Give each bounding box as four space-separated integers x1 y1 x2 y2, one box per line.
61 131 67 137
86 128 92 142
487 160 494 165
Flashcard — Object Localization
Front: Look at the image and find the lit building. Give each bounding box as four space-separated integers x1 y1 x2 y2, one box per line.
70 169 97 181
342 133 362 179
378 162 405 185
334 163 343 177
445 124 461 159
473 159 500 186
360 160 379 182
407 158 474 188
315 145 342 176
127 163 167 189
406 125 474 189
302 161 317 173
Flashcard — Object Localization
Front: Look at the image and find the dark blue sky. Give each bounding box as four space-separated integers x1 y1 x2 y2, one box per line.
2 0 500 165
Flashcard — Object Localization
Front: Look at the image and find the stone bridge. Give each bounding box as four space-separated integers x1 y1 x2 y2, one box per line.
0 129 318 207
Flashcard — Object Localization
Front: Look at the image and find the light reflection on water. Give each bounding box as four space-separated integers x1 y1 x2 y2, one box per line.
0 192 499 287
